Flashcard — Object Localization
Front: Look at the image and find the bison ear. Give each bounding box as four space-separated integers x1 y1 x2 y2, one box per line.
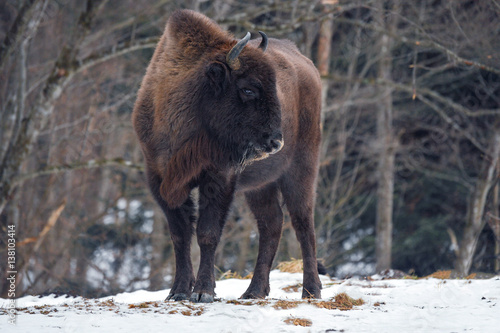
206 62 228 96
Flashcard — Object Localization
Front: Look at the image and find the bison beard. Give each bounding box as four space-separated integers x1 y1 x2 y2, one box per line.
132 9 323 302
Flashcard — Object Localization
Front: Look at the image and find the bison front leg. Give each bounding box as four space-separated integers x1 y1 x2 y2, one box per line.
147 173 196 301
163 199 196 301
190 172 236 303
241 183 283 299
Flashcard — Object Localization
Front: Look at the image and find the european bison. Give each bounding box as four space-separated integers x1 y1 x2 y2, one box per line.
132 9 322 303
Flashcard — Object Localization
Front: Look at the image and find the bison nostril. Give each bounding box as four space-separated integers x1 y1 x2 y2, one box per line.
270 138 284 153
260 132 283 154
268 132 284 154
273 132 283 142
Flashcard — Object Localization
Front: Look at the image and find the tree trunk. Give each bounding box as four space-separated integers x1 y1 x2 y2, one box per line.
493 183 500 273
455 132 500 276
375 0 396 273
317 1 335 127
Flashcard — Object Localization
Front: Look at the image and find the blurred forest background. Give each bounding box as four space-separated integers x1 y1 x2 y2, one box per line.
1 0 499 298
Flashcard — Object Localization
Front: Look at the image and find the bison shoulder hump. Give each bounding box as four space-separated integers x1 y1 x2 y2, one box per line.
165 9 230 52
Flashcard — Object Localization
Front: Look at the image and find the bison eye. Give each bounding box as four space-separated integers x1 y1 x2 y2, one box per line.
242 88 256 97
238 85 260 102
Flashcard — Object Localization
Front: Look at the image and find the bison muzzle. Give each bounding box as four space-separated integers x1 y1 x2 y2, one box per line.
132 9 323 303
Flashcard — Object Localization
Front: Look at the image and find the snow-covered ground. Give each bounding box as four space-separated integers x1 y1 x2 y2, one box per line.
1 270 499 332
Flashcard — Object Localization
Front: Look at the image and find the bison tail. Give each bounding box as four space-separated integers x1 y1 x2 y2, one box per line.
317 261 327 275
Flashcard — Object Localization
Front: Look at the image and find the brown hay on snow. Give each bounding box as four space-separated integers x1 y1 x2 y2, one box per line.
276 258 303 273
284 317 312 327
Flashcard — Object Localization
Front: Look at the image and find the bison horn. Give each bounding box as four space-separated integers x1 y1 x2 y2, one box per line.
258 31 268 52
226 32 251 70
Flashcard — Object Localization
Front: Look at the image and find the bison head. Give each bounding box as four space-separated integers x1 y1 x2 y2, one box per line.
199 32 283 169
154 12 287 208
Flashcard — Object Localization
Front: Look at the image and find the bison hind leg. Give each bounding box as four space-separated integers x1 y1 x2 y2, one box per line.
240 183 283 300
279 167 322 299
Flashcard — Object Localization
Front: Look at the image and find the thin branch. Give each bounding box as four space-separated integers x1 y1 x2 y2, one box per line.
0 0 39 70
325 73 492 155
325 73 500 117
13 158 144 186
82 0 171 46
386 80 500 118
38 114 91 135
73 36 159 77
334 17 500 76
33 200 66 251
407 160 473 190
220 2 370 34
403 89 487 153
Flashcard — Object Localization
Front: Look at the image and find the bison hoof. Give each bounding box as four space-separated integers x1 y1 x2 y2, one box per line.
190 292 214 303
301 287 321 299
240 291 266 300
166 293 190 301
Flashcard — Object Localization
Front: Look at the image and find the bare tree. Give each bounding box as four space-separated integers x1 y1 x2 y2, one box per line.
456 131 500 275
373 0 398 272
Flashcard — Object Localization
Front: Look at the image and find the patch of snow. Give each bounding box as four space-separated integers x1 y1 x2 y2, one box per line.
86 247 116 288
140 219 154 233
336 261 375 277
102 213 115 225
342 228 373 251
128 200 141 217
2 271 499 332
117 198 127 210
144 209 154 218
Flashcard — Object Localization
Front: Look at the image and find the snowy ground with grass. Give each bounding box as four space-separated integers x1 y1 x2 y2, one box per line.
1 270 499 332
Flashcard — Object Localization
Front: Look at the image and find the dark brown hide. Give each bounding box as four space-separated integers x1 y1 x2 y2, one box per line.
132 9 322 302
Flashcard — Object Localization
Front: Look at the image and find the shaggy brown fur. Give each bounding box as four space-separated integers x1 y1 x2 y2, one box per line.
132 9 322 303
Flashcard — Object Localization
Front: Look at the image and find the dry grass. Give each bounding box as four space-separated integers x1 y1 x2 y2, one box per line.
97 299 116 308
226 299 270 306
424 270 452 279
270 292 365 312
284 317 312 327
180 308 204 316
334 293 365 308
219 270 253 280
282 283 302 293
273 300 300 310
128 301 160 309
276 258 303 273
314 293 365 311
423 270 479 280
